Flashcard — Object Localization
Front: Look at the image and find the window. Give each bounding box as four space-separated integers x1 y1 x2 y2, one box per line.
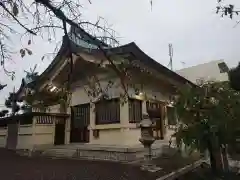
167 106 177 125
72 104 90 127
95 98 120 125
129 98 142 123
218 62 229 73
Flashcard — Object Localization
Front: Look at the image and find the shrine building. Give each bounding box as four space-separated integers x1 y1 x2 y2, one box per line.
0 27 194 152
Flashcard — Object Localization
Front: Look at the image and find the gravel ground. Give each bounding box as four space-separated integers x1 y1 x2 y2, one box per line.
0 149 159 180
151 152 200 175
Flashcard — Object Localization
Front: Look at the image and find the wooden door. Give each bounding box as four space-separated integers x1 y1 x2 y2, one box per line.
54 118 66 145
70 103 90 143
146 101 165 140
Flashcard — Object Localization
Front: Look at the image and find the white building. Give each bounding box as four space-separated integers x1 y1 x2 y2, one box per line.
176 60 229 84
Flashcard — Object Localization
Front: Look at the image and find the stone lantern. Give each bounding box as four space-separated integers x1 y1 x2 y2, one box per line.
139 114 155 158
139 113 161 172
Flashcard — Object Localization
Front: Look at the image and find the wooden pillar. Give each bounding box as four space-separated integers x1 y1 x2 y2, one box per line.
89 102 96 143
142 100 147 115
32 116 37 149
160 105 166 139
6 119 19 150
120 98 129 127
64 107 71 144
64 117 71 145
52 116 56 145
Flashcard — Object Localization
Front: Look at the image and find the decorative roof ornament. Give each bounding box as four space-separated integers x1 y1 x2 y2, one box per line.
68 25 111 50
24 64 39 84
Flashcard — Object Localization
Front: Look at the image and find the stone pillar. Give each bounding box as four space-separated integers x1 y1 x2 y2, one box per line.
89 102 96 143
142 100 149 136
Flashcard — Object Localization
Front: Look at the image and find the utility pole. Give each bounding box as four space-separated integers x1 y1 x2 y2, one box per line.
168 44 173 70
150 0 153 11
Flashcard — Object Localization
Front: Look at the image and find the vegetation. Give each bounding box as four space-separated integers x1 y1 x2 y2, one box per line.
172 3 240 174
173 80 240 176
216 1 239 19
4 92 22 115
0 109 8 117
228 63 240 91
0 0 119 82
217 1 240 91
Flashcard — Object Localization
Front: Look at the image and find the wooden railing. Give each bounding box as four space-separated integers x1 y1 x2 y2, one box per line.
15 112 70 125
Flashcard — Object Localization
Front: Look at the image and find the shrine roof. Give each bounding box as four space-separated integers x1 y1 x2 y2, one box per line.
16 29 196 98
36 39 194 85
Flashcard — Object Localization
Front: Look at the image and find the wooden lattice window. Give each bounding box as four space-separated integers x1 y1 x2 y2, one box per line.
72 103 90 127
95 98 120 125
129 98 142 123
36 116 54 124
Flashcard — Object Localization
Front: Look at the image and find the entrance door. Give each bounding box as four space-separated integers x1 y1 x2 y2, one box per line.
54 118 66 145
147 101 165 140
70 103 90 143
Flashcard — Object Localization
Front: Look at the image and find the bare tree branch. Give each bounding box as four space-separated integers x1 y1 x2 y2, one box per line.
0 0 131 108
34 0 129 96
0 2 36 35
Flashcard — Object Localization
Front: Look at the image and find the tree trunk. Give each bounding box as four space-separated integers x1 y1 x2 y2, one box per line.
208 139 217 173
221 145 229 173
207 137 223 176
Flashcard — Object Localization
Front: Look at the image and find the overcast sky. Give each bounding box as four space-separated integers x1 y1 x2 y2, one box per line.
0 0 240 107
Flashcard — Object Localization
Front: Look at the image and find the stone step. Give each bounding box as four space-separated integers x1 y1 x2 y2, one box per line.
36 142 173 162
42 148 76 158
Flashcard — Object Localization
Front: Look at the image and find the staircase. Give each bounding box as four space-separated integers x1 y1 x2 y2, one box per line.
30 141 173 162
41 148 77 158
